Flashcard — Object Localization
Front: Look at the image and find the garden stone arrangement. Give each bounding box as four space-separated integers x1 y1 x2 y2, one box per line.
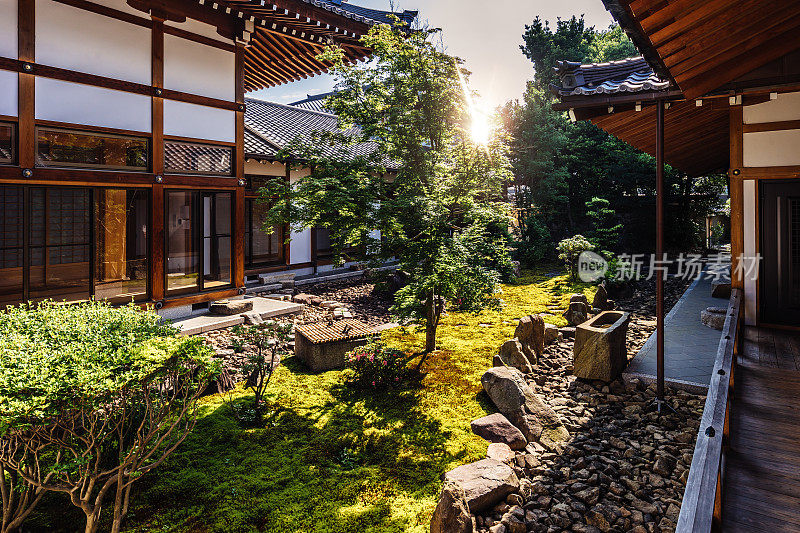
432 301 704 533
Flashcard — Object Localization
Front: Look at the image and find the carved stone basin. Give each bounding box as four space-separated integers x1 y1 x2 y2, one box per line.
573 310 631 382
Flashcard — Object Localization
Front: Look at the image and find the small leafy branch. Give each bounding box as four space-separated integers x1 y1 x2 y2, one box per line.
227 321 293 424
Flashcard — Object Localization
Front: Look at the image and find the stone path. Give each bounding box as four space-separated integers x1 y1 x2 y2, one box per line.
173 296 302 335
624 272 727 389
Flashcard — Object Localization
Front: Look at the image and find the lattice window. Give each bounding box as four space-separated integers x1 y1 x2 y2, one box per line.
791 198 800 307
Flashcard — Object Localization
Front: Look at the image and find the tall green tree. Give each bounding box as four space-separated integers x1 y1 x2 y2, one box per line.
261 22 513 359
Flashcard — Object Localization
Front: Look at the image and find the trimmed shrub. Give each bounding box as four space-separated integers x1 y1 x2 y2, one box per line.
0 301 218 533
557 234 595 280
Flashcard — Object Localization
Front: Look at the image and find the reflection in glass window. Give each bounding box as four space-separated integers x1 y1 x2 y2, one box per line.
95 189 149 303
0 123 14 164
0 186 23 307
36 128 148 171
164 141 232 175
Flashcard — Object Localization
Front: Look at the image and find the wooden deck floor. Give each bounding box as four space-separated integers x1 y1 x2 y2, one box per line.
722 327 800 532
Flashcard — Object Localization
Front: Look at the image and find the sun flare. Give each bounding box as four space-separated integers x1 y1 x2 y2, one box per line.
471 111 491 145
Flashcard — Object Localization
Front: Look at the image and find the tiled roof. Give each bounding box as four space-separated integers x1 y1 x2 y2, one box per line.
290 91 336 114
303 1 417 26
552 56 671 97
244 97 392 166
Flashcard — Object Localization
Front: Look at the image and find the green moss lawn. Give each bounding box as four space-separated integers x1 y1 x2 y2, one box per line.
29 269 592 533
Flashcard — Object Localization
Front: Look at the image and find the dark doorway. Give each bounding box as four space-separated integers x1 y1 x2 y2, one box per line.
760 180 800 326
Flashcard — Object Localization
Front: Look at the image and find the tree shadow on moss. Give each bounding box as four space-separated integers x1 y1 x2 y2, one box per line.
28 353 459 533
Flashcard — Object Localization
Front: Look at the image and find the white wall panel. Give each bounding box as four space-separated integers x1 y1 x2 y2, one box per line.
36 0 150 84
290 229 312 265
742 179 757 326
743 91 800 124
36 78 151 132
164 35 235 101
743 130 800 167
0 71 17 116
94 0 150 17
0 0 17 58
163 100 235 142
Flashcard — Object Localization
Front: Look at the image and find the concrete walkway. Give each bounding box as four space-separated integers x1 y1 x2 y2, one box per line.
624 272 727 390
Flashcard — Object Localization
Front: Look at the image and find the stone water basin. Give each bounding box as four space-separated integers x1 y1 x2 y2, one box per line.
573 310 631 382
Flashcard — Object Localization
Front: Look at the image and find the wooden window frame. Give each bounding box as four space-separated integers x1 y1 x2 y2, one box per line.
0 121 16 165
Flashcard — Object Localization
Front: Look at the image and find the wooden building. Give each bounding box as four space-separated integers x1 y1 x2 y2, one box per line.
0 0 414 317
553 1 800 531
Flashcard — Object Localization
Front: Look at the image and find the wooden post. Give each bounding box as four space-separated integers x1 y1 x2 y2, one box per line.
18 0 35 171
656 99 666 403
233 43 245 290
729 106 744 290
151 18 165 302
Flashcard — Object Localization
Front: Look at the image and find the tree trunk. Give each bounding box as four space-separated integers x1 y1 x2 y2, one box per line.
425 291 437 353
84 504 102 533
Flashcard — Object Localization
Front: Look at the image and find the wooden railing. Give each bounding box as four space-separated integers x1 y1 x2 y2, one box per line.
675 288 742 533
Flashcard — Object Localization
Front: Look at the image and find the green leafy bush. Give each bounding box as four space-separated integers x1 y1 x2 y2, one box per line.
0 301 218 533
556 234 595 280
515 212 552 267
345 342 409 389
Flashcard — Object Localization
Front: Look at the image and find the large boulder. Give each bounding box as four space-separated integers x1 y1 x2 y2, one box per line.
514 315 545 363
570 293 589 306
493 339 534 374
481 367 569 451
430 481 474 533
592 285 613 311
573 310 631 382
209 299 253 315
470 413 527 450
563 301 589 326
444 459 519 513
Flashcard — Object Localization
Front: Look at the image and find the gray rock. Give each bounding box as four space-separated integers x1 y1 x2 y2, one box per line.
430 481 474 533
487 442 516 464
444 458 520 513
471 413 527 450
563 301 589 326
514 315 545 363
494 339 534 374
573 310 631 382
544 323 561 345
209 299 253 315
592 284 610 311
701 307 726 330
481 367 569 451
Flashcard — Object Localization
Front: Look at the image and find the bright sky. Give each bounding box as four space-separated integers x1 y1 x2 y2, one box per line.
249 0 614 110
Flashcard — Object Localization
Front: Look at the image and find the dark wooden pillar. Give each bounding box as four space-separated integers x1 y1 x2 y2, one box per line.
729 106 744 290
656 99 665 403
18 0 35 171
151 18 165 302
233 43 245 290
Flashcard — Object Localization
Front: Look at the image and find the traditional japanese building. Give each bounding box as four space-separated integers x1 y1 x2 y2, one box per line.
0 0 415 316
552 1 800 531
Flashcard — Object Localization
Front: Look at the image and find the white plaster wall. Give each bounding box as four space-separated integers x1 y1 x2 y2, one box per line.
743 91 800 124
164 34 235 101
36 78 151 132
0 71 17 117
244 159 285 175
95 0 150 17
36 0 151 84
165 17 232 46
290 229 312 265
743 130 800 167
0 0 17 58
288 168 312 265
742 179 757 326
163 100 235 142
